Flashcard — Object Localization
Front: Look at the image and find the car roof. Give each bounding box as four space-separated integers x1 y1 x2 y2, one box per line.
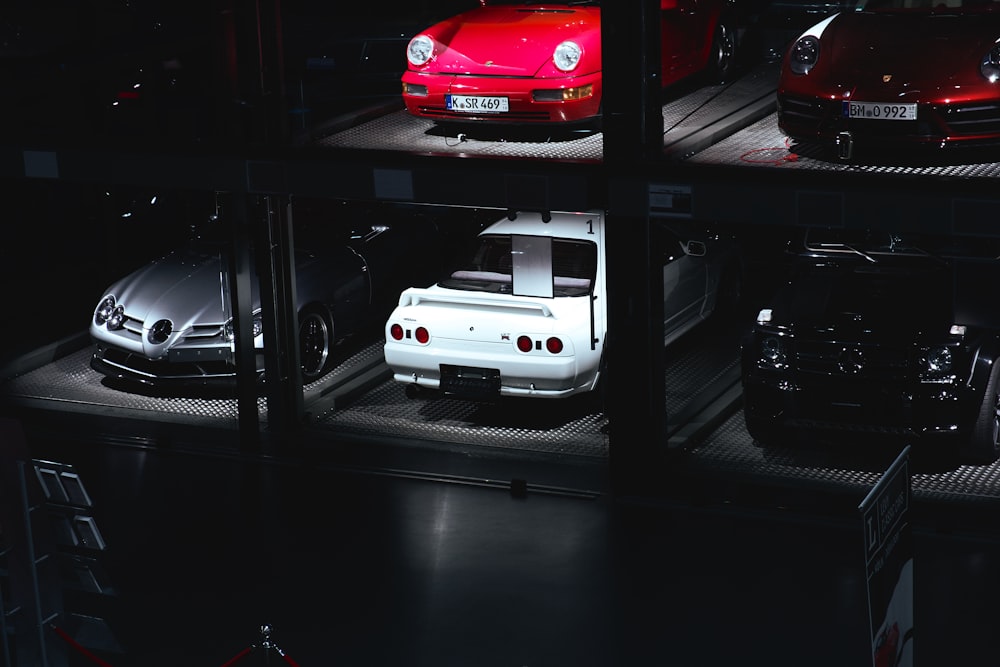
481 210 601 241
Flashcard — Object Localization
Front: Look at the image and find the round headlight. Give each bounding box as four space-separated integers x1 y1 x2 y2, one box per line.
107 305 125 331
982 44 1000 82
407 35 434 66
94 296 116 325
789 35 820 75
553 41 582 72
924 346 952 374
761 336 786 366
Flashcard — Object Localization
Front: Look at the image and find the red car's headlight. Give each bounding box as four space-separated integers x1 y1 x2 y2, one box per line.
789 35 820 75
553 40 582 72
982 44 1000 82
407 35 434 66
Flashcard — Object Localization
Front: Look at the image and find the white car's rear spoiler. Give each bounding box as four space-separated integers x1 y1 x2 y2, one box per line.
398 290 554 317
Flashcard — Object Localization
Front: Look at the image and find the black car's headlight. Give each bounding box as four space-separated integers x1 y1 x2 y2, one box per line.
553 41 582 73
789 35 820 75
922 346 952 374
758 335 788 369
94 295 125 330
407 35 434 66
982 42 1000 82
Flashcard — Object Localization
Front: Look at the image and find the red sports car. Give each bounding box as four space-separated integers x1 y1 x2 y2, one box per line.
777 0 1000 159
400 0 738 127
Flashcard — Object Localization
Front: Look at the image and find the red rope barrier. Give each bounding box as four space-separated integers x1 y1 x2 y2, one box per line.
49 624 116 667
218 646 254 667
282 653 302 667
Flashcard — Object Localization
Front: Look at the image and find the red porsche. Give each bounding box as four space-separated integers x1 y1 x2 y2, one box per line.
777 0 1000 159
400 0 739 128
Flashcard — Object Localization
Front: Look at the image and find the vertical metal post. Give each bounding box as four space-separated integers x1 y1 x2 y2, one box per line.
602 1 669 494
228 194 262 452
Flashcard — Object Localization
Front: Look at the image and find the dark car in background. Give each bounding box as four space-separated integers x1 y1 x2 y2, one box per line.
741 228 1000 463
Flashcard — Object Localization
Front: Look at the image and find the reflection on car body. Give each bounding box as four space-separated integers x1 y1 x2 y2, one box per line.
776 0 1000 160
400 0 739 128
383 209 743 401
89 201 438 391
741 228 1000 463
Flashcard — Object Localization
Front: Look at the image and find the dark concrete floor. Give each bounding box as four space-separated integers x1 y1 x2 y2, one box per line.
5 416 1000 667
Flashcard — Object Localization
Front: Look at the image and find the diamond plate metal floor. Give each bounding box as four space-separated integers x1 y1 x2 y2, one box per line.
689 112 1000 177
5 325 1000 510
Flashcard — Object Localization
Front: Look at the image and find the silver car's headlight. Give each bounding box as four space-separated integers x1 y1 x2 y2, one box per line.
95 295 126 330
789 35 820 75
982 43 1000 82
407 35 434 66
224 312 264 341
94 296 116 325
553 41 582 72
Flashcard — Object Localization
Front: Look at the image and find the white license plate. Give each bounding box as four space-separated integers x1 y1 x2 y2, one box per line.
843 101 917 121
447 95 509 113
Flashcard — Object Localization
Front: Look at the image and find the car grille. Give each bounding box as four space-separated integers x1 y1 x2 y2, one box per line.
414 105 552 122
793 339 911 380
98 345 236 380
939 101 1000 136
779 95 1000 141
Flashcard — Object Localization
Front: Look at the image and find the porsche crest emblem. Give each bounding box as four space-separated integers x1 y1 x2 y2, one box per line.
882 74 892 83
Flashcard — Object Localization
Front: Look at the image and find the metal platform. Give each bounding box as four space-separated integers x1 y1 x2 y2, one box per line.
5 317 1000 515
688 112 1000 178
314 63 781 163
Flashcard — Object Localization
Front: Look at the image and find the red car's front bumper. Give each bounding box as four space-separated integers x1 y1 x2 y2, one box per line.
401 71 603 125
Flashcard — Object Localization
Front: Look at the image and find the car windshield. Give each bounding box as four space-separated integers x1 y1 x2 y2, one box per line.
439 234 596 297
857 0 1000 11
803 228 1000 260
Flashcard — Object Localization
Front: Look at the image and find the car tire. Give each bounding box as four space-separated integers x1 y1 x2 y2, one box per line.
708 20 737 84
744 414 777 448
969 360 1000 463
299 306 334 383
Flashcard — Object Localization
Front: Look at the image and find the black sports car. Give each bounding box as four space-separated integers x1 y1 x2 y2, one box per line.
741 228 1000 463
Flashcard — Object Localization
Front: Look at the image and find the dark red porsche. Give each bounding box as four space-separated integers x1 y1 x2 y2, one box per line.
776 0 1000 159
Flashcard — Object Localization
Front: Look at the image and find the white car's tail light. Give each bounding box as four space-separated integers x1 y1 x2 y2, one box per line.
390 323 430 345
516 335 565 354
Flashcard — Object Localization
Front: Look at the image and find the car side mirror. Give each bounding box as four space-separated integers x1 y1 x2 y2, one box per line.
683 240 707 257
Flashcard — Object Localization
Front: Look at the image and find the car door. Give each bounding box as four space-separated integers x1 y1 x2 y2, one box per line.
661 224 709 344
660 0 716 83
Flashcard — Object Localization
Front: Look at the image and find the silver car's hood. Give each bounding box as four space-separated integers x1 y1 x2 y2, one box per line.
104 245 253 329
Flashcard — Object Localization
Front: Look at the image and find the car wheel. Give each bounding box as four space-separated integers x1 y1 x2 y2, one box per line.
299 306 333 383
744 413 778 448
969 361 1000 463
708 21 737 84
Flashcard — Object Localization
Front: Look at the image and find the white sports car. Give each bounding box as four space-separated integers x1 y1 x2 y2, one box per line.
383 209 742 401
